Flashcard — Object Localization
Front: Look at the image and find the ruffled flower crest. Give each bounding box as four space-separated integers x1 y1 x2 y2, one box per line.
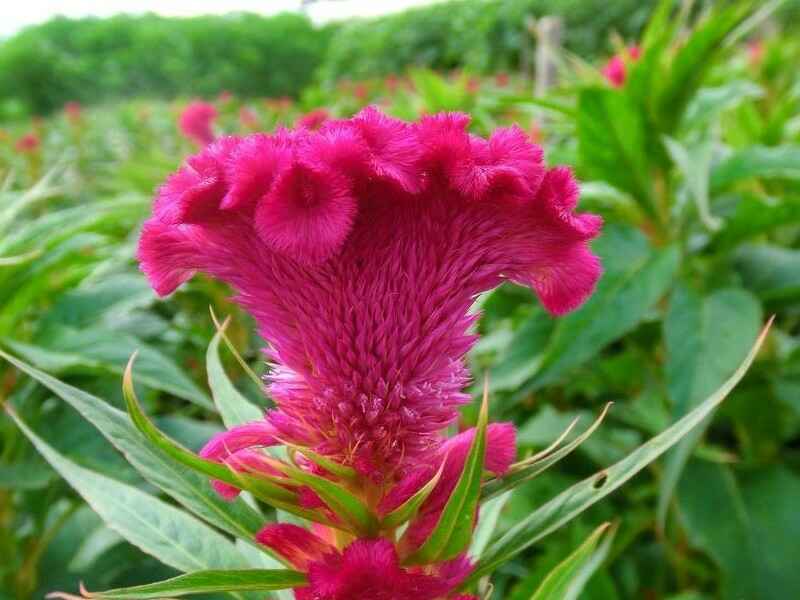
139 107 601 482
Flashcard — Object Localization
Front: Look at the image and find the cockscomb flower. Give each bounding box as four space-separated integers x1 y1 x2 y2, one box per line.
135 105 601 599
602 45 641 88
179 100 218 146
139 106 602 484
256 529 476 600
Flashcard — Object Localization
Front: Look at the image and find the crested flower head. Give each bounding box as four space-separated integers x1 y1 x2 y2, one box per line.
179 100 218 146
602 45 641 88
138 107 602 481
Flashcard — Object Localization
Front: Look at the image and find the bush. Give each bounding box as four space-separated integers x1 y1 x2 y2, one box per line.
319 0 656 81
0 12 329 115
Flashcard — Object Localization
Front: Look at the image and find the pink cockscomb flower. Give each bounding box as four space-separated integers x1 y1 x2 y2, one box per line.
602 45 641 88
256 528 475 600
139 106 601 599
296 108 330 131
138 107 602 483
179 101 218 146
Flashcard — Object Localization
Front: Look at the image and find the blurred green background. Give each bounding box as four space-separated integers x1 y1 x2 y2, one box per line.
1 1 799 599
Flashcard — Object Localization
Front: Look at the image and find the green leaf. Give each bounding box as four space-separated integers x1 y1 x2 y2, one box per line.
207 316 263 428
5 408 249 574
58 569 307 599
711 145 800 192
677 462 800 599
404 389 489 564
530 522 617 600
663 136 720 230
712 194 800 251
682 81 763 133
5 326 212 409
735 244 800 302
0 348 265 540
466 319 769 585
482 403 612 501
578 89 653 212
655 2 753 131
121 356 332 525
517 226 679 397
286 445 358 482
657 286 762 528
469 490 512 559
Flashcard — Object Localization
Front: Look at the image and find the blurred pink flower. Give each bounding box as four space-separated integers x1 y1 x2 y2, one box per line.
748 39 765 68
138 107 601 482
64 101 82 123
602 45 641 88
495 72 510 87
15 133 40 153
239 106 260 130
218 90 233 104
296 108 330 131
178 101 217 146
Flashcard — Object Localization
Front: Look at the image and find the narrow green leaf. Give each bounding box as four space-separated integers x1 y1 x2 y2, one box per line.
286 445 358 481
482 403 612 501
381 461 445 529
121 354 332 525
207 315 263 428
517 226 679 397
711 145 800 192
466 319 770 584
210 307 263 389
52 569 307 599
278 462 378 535
657 286 762 529
0 348 265 540
530 522 616 600
405 387 489 564
5 408 248 574
469 491 512 559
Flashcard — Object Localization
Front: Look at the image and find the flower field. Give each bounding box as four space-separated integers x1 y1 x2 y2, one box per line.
1 2 799 599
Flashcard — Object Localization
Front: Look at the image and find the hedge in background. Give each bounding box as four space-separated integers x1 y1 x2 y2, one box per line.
0 12 330 115
319 0 657 82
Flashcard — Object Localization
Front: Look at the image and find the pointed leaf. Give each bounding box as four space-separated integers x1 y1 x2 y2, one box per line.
121 355 332 525
466 319 771 584
481 403 612 501
530 522 616 600
207 316 263 428
5 408 248 574
56 569 307 599
0 348 264 540
405 388 489 564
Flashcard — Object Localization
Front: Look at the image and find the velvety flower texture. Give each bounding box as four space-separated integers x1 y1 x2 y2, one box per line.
178 101 218 146
256 527 476 600
139 106 601 599
139 107 602 482
602 46 641 88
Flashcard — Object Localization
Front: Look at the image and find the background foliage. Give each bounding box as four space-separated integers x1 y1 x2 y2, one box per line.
1 1 799 599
